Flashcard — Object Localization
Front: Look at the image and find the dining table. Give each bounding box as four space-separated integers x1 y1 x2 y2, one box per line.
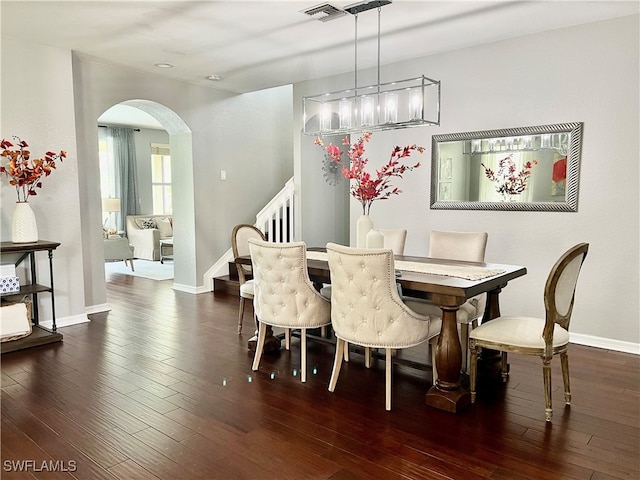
237 248 526 413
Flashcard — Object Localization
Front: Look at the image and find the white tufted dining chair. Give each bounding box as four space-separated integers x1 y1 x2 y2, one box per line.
326 243 441 411
321 228 408 363
231 224 266 334
322 228 407 298
404 230 488 373
469 243 589 421
249 239 331 383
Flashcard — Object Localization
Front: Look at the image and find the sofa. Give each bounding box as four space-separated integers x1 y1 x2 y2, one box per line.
126 214 173 261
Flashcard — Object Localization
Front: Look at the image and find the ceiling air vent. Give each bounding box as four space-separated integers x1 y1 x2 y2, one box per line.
301 3 346 22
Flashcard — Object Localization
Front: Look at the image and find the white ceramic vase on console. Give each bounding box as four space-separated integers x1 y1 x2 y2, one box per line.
12 202 38 243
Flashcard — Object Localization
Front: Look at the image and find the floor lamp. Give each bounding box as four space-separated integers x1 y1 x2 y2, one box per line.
101 197 121 236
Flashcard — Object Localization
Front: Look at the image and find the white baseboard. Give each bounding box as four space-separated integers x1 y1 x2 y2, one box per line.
86 303 110 315
172 282 210 295
570 333 639 355
40 313 90 329
193 285 212 295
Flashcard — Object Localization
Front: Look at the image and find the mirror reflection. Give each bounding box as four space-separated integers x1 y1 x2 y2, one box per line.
430 123 583 212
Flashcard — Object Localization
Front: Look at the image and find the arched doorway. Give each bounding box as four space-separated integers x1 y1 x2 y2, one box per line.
95 99 194 290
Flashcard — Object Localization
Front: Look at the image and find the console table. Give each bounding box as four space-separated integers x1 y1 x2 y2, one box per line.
0 240 63 353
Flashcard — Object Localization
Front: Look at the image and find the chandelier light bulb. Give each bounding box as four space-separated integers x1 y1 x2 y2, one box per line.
339 99 352 129
384 93 398 124
409 89 422 120
360 96 375 127
320 103 332 131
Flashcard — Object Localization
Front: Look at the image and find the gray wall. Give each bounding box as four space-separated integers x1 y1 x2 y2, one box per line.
1 37 88 326
295 15 640 352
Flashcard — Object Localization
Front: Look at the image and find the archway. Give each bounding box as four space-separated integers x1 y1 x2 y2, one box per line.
96 99 195 290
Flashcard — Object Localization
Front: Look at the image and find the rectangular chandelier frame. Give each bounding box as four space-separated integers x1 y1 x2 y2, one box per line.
303 75 440 136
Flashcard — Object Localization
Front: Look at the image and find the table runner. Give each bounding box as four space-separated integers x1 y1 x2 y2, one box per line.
306 250 505 281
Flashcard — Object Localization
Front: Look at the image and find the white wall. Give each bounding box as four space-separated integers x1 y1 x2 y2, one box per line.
1 38 88 327
295 15 639 352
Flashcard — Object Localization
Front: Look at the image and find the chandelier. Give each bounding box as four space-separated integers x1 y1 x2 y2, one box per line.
303 0 440 136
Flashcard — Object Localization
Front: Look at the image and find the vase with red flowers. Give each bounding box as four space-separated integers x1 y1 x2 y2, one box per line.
315 132 423 247
1 136 66 243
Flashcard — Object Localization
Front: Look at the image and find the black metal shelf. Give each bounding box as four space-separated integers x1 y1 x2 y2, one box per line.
0 240 62 353
1 283 52 297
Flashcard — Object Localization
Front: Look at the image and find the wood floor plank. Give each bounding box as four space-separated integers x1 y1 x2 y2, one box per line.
96 426 201 479
97 391 192 441
106 459 159 480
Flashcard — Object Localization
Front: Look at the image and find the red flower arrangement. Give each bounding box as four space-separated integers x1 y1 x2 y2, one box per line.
315 132 423 214
0 136 66 202
481 154 538 198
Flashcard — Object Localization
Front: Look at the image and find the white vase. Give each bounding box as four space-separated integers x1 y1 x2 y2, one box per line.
12 202 38 243
366 228 384 249
356 214 373 248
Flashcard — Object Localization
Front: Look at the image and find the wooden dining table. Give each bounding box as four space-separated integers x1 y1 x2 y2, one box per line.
237 249 526 413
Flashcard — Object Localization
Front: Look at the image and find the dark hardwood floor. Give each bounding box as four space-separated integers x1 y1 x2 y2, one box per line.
2 272 639 479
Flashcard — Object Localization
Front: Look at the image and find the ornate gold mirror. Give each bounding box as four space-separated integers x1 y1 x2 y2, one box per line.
430 122 583 211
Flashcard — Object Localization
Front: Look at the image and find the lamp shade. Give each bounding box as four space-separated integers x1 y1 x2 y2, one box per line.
101 197 121 212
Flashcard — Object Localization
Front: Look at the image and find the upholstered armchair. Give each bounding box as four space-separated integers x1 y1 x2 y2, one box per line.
248 239 331 383
469 243 589 421
326 243 441 411
231 224 266 334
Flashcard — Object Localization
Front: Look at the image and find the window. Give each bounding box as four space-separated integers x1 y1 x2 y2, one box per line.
151 143 172 215
98 130 116 199
98 129 117 231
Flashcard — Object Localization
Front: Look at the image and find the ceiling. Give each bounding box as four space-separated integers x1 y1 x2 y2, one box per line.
3 1 637 127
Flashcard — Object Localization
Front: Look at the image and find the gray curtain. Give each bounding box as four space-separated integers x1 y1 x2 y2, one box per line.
108 127 139 231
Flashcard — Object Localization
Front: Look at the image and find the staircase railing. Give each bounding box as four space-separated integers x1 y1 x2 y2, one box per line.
256 178 294 242
205 177 295 290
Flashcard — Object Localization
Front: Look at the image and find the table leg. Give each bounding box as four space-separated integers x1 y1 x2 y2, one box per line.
425 306 470 412
247 323 281 354
477 286 506 379
483 286 502 322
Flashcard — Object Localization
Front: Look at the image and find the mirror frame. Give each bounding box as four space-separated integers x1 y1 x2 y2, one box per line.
430 122 583 212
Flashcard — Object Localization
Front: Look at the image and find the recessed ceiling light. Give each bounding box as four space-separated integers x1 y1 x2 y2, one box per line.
205 75 223 81
155 62 173 68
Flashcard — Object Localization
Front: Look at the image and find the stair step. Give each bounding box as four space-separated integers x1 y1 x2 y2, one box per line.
213 275 240 295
